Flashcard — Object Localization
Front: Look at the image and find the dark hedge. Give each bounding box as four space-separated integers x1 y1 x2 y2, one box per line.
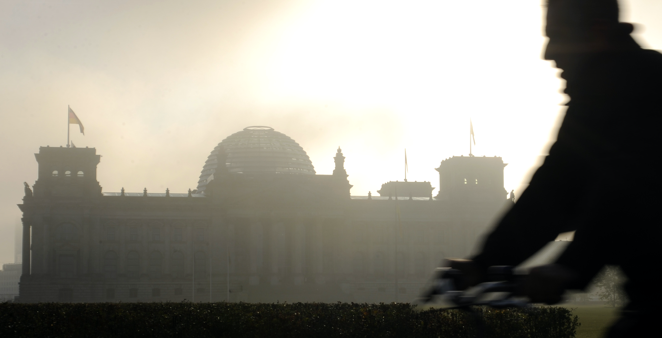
0 302 579 338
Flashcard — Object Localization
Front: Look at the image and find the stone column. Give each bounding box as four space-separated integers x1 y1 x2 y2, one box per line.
228 222 235 274
22 217 30 276
261 220 270 276
30 217 41 275
340 218 352 275
211 216 225 274
43 216 52 276
270 221 280 276
249 217 262 285
292 214 304 285
86 216 97 276
165 221 171 277
292 216 304 274
314 218 324 284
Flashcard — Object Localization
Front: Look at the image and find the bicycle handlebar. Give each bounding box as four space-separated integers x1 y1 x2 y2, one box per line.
417 266 529 308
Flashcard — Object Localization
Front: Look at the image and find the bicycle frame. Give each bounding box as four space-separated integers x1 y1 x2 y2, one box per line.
417 266 529 309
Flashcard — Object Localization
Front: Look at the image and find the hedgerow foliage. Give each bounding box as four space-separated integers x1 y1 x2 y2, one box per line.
0 302 578 338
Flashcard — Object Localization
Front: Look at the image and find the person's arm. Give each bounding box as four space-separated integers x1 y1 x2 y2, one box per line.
471 117 591 272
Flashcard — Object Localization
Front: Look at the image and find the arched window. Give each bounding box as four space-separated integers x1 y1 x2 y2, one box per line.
151 227 161 241
52 170 59 177
77 171 84 177
171 251 185 277
194 251 207 276
148 251 163 278
126 251 140 278
194 228 206 242
129 226 140 241
352 252 366 275
396 252 406 275
173 227 184 242
65 170 72 177
103 251 118 278
105 225 116 241
374 252 385 275
415 252 428 276
57 223 79 241
58 255 76 278
236 252 248 273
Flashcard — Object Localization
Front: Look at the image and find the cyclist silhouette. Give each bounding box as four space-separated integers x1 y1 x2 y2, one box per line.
447 1 662 336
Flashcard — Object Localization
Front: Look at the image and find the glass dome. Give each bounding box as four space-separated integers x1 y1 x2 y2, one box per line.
196 126 315 192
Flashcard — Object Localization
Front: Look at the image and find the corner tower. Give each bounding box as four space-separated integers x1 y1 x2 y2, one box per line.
32 146 102 198
436 155 507 203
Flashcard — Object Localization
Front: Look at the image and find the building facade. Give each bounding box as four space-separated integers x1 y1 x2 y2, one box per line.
0 263 21 301
18 126 510 303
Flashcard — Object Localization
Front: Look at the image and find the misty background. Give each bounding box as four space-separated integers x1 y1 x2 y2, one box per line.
1 0 661 264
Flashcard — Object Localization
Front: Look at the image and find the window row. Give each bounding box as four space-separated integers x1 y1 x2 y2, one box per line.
52 170 84 177
104 226 207 242
53 223 209 243
101 251 208 279
350 252 439 275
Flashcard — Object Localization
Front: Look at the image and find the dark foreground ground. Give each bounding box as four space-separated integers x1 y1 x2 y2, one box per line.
1 302 579 338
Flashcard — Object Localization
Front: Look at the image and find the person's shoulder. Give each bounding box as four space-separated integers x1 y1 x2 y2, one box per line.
639 49 662 61
623 49 662 79
627 49 662 95
631 49 662 67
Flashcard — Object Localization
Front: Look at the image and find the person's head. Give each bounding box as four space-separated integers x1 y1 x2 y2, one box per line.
544 0 636 72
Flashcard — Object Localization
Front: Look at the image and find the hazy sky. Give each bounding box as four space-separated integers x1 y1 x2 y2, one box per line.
1 0 661 264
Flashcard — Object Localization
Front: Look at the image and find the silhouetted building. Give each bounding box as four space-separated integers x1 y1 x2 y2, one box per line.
17 126 509 303
436 155 507 202
0 263 21 301
377 181 434 199
15 221 22 264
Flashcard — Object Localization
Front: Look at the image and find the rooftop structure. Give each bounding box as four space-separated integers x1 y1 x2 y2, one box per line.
196 126 315 193
377 181 434 198
17 126 509 304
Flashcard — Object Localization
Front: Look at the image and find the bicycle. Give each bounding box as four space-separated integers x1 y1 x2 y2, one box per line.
415 266 530 338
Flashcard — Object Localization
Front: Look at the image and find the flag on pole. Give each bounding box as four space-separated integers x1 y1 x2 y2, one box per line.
470 119 476 145
68 106 85 135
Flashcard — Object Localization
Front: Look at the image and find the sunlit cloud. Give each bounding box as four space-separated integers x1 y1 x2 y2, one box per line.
1 0 661 264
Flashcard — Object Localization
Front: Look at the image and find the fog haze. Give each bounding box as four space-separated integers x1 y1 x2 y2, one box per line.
2 0 662 264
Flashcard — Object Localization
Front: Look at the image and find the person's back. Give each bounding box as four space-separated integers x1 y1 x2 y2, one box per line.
554 46 662 318
446 1 662 336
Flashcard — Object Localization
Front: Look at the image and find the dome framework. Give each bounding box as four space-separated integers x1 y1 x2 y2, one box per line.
196 126 315 192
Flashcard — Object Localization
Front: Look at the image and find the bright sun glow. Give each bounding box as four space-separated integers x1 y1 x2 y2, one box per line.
268 0 564 196
2 0 662 263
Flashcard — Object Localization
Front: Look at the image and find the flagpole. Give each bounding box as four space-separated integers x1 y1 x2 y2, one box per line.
67 106 70 148
469 121 472 156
